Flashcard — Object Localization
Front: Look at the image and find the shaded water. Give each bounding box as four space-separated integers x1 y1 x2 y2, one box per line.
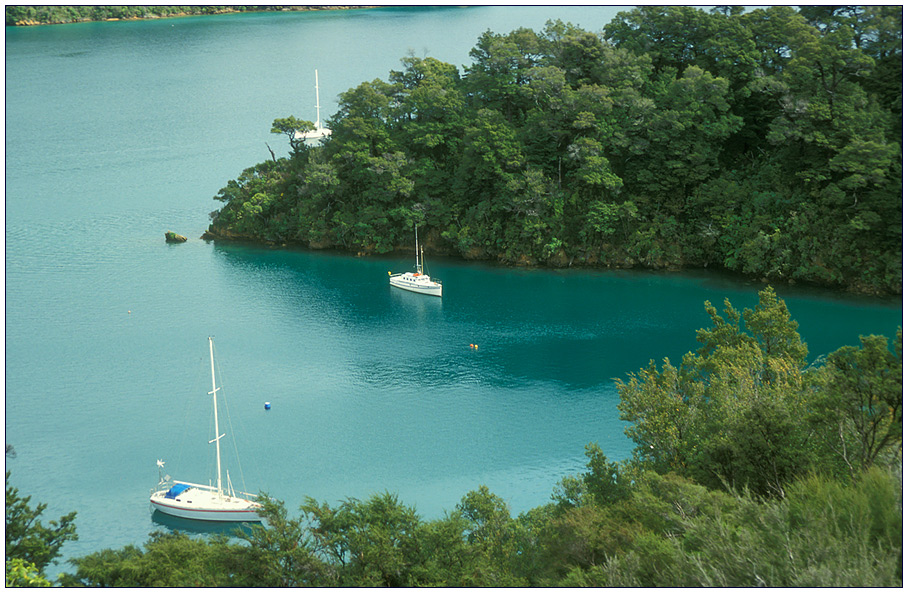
5 7 901 566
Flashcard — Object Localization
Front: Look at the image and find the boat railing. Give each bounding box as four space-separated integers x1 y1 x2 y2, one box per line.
150 477 174 497
152 479 259 502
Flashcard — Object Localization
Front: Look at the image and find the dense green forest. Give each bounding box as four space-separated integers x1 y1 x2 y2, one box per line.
204 6 902 295
4 6 355 26
8 287 902 586
5 6 902 587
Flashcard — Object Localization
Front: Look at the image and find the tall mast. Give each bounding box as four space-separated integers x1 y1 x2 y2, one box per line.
414 224 421 272
208 337 224 498
314 69 322 129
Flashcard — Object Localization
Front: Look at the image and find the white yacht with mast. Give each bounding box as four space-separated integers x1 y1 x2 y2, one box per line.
295 69 332 144
149 338 262 522
389 225 443 297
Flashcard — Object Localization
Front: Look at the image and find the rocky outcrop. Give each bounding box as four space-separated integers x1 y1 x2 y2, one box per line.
165 231 187 243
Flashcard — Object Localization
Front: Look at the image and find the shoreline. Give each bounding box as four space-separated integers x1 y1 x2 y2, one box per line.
6 6 374 27
199 229 900 299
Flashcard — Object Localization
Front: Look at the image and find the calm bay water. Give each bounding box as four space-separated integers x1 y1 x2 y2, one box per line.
5 7 902 567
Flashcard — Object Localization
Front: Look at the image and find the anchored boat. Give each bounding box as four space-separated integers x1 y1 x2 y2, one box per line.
295 69 332 144
389 225 442 297
149 337 262 522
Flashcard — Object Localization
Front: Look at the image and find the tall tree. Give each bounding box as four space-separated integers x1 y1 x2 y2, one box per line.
271 116 316 156
301 492 422 586
239 495 332 586
457 486 527 585
624 65 742 210
618 287 818 495
812 330 902 474
463 28 543 124
6 471 78 584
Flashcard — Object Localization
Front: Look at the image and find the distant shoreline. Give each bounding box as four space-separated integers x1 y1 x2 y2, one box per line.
6 6 375 27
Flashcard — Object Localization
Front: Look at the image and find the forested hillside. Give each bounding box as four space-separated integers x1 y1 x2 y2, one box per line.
4 6 353 26
206 6 902 295
51 287 902 586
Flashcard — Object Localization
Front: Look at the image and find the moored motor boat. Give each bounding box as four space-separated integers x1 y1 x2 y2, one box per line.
389 225 442 297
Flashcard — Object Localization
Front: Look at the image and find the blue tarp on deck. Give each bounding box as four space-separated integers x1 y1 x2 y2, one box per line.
164 483 192 499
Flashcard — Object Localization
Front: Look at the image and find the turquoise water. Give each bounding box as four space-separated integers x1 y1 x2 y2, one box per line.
5 8 902 567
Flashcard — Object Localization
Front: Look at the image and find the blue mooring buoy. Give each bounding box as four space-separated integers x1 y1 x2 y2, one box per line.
264 402 271 410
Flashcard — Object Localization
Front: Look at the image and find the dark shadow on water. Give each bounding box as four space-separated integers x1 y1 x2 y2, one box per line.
150 510 258 537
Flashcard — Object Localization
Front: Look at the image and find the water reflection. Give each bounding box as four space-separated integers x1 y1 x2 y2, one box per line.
389 284 445 306
389 283 444 319
150 510 258 537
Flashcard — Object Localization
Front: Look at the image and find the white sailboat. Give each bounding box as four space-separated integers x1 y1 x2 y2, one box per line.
295 69 332 144
389 225 443 297
149 337 262 522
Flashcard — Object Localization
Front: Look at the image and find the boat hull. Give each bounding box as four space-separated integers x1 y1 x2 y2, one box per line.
389 273 442 297
150 501 261 522
150 484 262 522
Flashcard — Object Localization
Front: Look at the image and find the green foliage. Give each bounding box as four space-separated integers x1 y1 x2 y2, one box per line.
61 531 273 587
60 288 902 587
810 329 903 474
301 491 423 586
678 467 902 587
204 7 900 294
582 444 632 506
202 7 901 291
6 558 51 587
271 116 315 157
619 287 834 495
456 486 527 585
5 6 325 26
544 468 902 587
238 494 332 586
5 471 77 583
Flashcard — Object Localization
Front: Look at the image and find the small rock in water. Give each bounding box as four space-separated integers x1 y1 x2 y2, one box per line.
165 231 187 243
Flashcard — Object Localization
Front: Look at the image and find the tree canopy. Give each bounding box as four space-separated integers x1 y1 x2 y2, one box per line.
5 466 78 587
207 6 902 295
4 6 355 26
58 287 902 587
